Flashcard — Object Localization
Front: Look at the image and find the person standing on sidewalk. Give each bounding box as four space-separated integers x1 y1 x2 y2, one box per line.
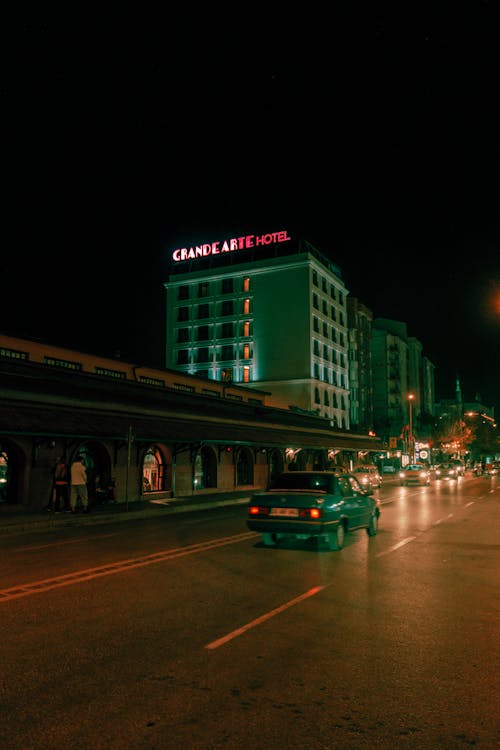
53 456 70 513
70 455 89 513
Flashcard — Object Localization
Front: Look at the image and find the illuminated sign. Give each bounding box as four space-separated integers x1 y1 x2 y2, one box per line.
172 229 291 263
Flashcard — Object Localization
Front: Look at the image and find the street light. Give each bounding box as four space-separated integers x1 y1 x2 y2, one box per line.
408 394 415 462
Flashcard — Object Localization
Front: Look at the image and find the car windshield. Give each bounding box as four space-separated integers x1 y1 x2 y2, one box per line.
407 465 422 471
270 474 333 492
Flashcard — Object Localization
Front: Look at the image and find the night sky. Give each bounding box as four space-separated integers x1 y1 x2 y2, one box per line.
1 9 499 415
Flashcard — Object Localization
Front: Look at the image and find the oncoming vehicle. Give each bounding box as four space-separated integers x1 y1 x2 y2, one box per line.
352 465 382 489
434 463 459 481
246 471 380 551
399 464 431 486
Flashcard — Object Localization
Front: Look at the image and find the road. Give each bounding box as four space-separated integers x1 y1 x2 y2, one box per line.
1 475 499 749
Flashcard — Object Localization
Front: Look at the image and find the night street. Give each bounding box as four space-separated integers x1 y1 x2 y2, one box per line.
1 475 499 749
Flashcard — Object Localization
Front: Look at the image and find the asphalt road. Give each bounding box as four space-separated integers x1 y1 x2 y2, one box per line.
1 475 499 749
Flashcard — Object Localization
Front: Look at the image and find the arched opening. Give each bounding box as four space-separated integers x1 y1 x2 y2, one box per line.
72 441 113 504
193 446 217 490
269 449 284 482
236 446 254 486
142 445 167 494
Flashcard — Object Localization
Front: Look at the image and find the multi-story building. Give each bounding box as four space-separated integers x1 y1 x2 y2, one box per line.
347 296 374 431
165 232 351 429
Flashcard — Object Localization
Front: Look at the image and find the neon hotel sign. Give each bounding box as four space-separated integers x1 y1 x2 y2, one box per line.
172 229 291 263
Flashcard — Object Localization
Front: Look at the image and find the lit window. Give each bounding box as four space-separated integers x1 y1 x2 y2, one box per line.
243 298 250 314
243 321 250 337
243 366 250 382
243 343 250 359
243 277 250 292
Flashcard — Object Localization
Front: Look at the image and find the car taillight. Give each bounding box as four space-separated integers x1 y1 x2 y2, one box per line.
248 506 270 516
299 508 323 519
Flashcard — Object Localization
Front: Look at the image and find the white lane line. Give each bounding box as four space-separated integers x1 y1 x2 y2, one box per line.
205 585 326 650
465 501 474 507
375 536 416 557
433 513 454 526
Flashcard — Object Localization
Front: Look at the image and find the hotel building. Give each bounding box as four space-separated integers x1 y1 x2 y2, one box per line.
165 232 351 429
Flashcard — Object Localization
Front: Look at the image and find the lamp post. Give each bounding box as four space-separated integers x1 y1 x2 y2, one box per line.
408 394 415 463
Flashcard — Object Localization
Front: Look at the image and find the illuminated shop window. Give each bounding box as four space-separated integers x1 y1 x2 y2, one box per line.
142 446 165 493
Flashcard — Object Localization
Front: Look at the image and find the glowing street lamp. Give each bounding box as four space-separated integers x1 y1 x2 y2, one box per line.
408 394 415 462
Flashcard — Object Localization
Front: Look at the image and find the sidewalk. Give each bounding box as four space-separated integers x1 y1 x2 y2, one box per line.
0 493 252 536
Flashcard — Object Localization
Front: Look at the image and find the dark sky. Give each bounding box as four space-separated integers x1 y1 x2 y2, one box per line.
1 8 499 415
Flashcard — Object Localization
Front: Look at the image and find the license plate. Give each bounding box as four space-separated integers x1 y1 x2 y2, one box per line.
270 507 299 517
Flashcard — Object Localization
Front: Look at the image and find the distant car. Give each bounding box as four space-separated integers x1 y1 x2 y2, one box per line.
352 465 382 489
434 463 459 481
448 459 465 476
246 471 380 550
399 464 431 486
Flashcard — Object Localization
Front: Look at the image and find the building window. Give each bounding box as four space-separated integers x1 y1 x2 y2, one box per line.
312 293 319 310
198 281 209 297
313 363 320 379
142 446 166 493
324 391 330 406
330 285 336 300
322 322 328 337
243 365 250 382
242 343 250 359
193 446 217 490
340 332 345 346
330 306 336 321
322 278 327 293
221 322 234 338
339 311 344 326
221 344 233 361
178 285 189 300
313 340 320 355
198 303 210 319
178 307 189 322
177 350 189 365
242 321 250 337
177 328 189 343
338 292 344 306
221 278 233 294
314 387 320 404
312 270 318 286
243 276 250 292
197 347 210 363
243 298 250 314
322 300 328 315
331 328 337 342
313 317 319 333
323 345 329 360
197 325 210 341
221 300 233 316
333 392 338 408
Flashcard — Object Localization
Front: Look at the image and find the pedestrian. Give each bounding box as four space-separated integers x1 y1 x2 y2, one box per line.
53 456 70 513
70 454 89 513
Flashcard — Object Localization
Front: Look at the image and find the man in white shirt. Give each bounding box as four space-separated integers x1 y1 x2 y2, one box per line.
70 455 89 513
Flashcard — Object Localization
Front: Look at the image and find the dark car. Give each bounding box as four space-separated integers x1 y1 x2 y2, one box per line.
246 471 380 550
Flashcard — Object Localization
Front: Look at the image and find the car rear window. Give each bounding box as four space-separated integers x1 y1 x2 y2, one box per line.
270 474 333 492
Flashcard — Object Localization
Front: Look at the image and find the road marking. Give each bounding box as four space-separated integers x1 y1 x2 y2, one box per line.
465 501 474 507
433 513 454 526
14 533 119 552
0 532 259 603
375 536 416 557
205 586 326 650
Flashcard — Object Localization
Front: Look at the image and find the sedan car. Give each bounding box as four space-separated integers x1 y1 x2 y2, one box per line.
246 471 380 550
352 465 382 489
434 462 459 480
398 464 431 486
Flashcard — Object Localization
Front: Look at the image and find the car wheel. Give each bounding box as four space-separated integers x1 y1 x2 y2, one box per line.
366 513 378 537
262 532 278 546
326 524 345 551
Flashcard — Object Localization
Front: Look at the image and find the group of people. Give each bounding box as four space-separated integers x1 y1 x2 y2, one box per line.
46 455 89 513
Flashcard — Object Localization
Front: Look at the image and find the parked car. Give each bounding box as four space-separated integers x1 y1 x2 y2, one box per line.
434 463 459 481
352 465 382 489
246 471 380 550
398 464 431 486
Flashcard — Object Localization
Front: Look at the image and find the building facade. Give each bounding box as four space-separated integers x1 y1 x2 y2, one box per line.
165 235 351 429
